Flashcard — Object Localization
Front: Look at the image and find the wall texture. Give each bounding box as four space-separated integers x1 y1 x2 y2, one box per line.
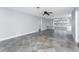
0 8 46 41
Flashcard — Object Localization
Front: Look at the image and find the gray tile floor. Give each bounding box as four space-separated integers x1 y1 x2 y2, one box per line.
0 30 79 52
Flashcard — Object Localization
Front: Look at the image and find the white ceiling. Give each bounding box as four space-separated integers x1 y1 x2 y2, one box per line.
9 7 74 19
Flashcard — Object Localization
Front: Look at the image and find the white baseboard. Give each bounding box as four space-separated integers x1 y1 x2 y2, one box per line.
0 31 37 42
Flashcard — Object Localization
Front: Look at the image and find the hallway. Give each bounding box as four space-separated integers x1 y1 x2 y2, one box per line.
0 30 78 52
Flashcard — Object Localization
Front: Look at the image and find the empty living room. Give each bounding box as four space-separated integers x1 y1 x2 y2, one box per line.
0 7 79 52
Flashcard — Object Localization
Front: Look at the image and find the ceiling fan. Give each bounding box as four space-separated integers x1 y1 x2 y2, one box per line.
36 7 53 16
43 11 53 16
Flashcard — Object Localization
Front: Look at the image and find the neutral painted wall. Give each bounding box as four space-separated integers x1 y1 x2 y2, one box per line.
76 10 79 43
71 8 79 43
0 8 46 41
72 8 76 40
74 8 79 43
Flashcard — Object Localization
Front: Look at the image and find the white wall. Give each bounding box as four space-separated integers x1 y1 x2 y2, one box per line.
72 8 76 40
76 10 79 43
71 8 79 43
74 8 79 43
0 8 46 41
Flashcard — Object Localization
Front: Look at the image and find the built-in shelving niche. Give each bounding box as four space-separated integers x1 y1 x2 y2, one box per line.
53 17 71 33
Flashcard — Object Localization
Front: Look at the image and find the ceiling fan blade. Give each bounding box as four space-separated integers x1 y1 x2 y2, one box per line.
48 12 53 14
